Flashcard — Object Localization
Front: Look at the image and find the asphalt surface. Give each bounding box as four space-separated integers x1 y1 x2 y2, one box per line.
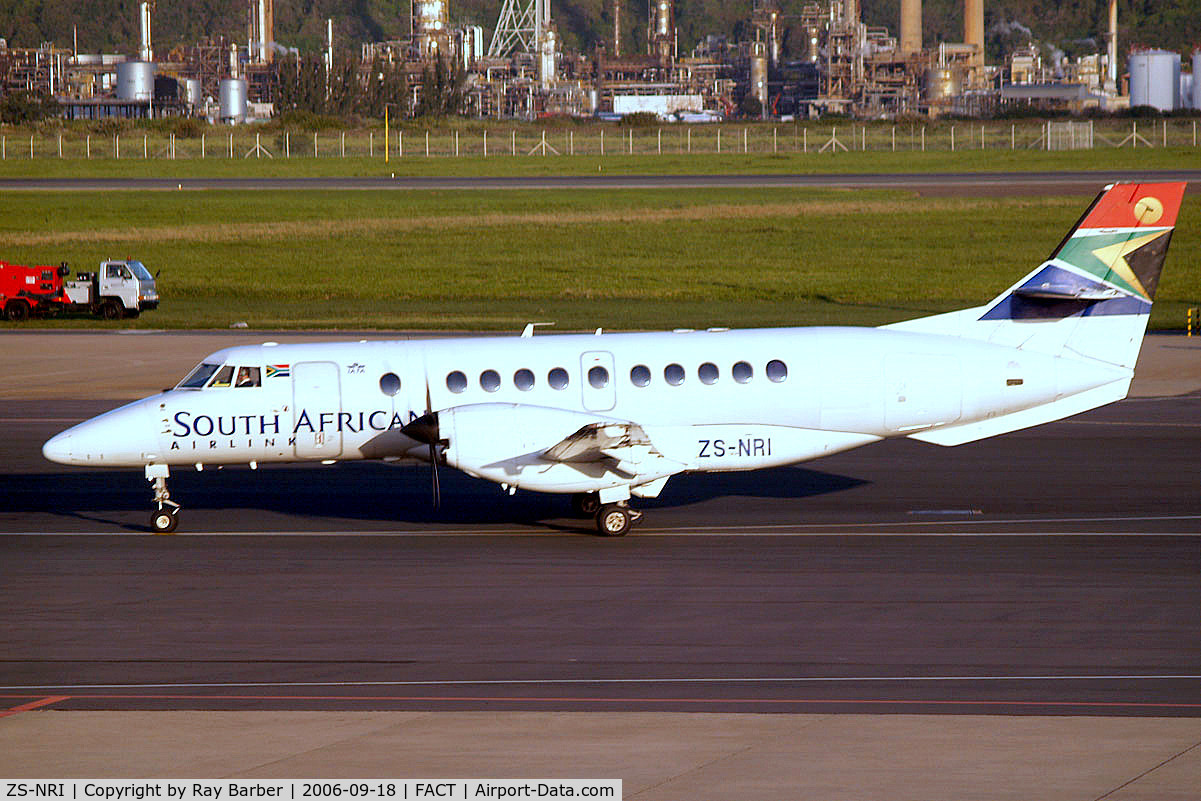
2 394 1199 716
3 169 1201 194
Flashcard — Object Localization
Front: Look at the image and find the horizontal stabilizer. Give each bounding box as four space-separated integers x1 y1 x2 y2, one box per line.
908 378 1130 446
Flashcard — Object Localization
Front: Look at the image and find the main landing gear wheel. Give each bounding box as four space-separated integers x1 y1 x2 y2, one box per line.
571 492 601 518
596 504 634 537
151 506 179 534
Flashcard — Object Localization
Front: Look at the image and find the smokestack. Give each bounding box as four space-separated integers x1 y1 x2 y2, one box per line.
259 0 268 63
965 0 984 68
613 0 621 57
139 1 153 62
250 0 274 64
900 0 921 55
325 18 333 74
1107 0 1118 91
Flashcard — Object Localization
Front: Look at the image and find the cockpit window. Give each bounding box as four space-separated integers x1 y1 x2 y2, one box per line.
235 366 261 388
178 362 220 389
208 365 234 388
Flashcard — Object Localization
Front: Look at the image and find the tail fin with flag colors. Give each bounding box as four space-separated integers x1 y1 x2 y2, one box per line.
887 182 1184 446
887 182 1184 369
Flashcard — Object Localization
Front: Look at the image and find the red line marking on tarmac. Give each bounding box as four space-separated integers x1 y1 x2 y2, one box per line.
0 693 1198 710
0 696 70 718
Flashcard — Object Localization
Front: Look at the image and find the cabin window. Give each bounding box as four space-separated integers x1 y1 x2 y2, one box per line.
234 366 261 388
588 366 609 389
379 372 401 396
698 362 719 385
664 363 685 386
480 369 501 392
178 362 220 389
630 364 651 387
766 359 788 383
208 365 234 389
732 361 753 383
548 367 569 390
514 368 535 391
446 370 468 393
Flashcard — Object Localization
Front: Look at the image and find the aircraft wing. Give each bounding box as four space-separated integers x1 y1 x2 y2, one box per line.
542 421 684 478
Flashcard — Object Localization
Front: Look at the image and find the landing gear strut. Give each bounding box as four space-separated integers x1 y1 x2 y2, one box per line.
596 502 642 537
146 464 180 534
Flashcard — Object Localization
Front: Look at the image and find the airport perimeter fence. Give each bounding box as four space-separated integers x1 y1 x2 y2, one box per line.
1 119 1199 160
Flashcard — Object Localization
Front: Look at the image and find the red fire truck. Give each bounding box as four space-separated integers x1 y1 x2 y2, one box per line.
1 259 159 321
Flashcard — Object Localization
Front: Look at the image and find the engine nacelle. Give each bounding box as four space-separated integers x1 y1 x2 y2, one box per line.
437 403 638 493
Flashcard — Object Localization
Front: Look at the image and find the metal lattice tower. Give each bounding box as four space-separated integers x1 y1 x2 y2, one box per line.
487 0 548 58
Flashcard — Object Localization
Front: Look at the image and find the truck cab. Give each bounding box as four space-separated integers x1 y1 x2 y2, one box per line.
102 260 159 315
65 260 159 319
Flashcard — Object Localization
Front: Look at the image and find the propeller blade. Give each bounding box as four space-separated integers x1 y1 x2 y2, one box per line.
401 403 442 509
430 442 441 510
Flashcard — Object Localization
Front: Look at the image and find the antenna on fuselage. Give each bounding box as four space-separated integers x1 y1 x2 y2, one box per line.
520 322 556 337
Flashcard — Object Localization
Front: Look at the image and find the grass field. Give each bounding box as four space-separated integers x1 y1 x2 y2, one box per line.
1 187 1197 332
0 148 1197 179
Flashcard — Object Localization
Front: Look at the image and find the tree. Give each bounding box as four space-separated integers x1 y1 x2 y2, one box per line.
0 90 59 124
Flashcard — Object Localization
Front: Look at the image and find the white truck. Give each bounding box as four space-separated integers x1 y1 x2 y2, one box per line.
63 260 160 319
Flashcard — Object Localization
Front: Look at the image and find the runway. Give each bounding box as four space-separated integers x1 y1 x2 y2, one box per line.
3 168 1201 194
3 392 1199 717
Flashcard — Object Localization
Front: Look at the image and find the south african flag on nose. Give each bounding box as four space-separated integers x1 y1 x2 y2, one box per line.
265 364 290 379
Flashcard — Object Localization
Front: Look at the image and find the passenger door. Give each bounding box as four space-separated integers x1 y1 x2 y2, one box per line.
292 361 343 459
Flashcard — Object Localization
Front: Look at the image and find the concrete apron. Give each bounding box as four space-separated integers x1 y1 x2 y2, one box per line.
2 712 1200 800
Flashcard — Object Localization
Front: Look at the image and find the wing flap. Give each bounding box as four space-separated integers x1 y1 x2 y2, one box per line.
543 422 685 476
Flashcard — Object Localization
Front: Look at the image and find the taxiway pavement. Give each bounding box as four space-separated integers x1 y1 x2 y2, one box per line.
2 332 1199 795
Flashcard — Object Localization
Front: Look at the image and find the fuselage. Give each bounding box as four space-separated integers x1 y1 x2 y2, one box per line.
42 325 1127 496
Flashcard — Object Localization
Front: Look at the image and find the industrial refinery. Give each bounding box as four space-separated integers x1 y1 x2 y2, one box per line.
0 0 1196 122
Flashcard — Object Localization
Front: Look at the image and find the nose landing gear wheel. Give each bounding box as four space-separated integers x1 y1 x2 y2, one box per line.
596 504 632 537
146 465 180 534
151 507 179 534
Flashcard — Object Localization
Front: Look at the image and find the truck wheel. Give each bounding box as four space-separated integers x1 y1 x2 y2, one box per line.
5 301 30 322
101 301 122 320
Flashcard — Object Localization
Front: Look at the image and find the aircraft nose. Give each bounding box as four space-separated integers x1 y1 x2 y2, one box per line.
42 399 161 467
42 430 74 464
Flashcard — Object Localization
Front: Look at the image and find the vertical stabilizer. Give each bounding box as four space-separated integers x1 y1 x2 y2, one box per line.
886 182 1185 370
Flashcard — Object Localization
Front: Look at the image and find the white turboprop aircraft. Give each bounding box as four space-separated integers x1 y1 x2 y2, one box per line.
44 182 1185 535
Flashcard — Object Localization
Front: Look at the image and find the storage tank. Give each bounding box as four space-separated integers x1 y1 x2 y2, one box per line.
1194 51 1201 110
1129 49 1180 111
116 60 154 101
218 78 247 123
1181 72 1194 110
182 78 202 109
924 67 962 103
